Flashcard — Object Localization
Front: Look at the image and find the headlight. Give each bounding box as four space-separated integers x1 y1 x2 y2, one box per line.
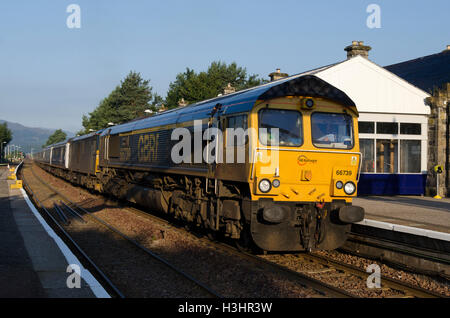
272 179 280 188
305 98 314 108
258 179 272 193
344 182 356 195
336 181 343 189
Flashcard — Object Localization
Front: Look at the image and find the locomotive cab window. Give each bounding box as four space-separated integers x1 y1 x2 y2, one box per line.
226 114 248 146
311 112 354 149
108 135 120 158
258 109 303 147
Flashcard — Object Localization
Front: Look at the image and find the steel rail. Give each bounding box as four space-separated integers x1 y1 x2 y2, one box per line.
53 203 70 225
342 232 450 280
59 200 87 224
297 253 447 298
28 164 222 299
220 244 356 298
18 169 125 298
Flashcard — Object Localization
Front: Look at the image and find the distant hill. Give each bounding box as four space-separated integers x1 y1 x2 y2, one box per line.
0 119 74 154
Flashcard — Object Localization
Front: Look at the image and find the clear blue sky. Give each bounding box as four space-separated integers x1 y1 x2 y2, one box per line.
0 0 449 132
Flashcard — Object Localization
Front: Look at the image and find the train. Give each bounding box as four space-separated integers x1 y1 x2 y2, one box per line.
34 74 365 252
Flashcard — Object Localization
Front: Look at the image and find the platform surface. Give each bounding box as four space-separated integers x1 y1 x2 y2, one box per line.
0 167 97 298
354 196 450 235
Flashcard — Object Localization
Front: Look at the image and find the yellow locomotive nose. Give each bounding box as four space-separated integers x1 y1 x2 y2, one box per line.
253 149 360 203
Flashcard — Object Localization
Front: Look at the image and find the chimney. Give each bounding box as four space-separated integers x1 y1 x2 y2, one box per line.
268 68 289 82
158 104 167 112
223 83 236 95
344 41 372 59
178 98 188 107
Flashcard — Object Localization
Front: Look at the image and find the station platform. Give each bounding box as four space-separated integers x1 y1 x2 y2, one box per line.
353 196 450 241
0 166 106 298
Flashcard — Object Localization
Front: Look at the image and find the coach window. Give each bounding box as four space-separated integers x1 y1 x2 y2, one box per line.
259 109 303 147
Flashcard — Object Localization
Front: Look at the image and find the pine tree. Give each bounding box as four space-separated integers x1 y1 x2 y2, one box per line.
80 71 161 134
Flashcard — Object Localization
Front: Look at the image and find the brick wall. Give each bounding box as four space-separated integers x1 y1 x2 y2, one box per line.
426 83 449 197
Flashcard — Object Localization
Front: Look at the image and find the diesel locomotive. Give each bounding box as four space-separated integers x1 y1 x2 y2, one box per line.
35 74 364 252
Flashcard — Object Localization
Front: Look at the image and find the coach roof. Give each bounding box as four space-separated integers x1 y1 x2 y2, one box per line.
101 74 355 136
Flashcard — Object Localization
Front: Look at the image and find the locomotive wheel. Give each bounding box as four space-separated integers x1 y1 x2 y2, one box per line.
206 230 218 242
235 225 256 254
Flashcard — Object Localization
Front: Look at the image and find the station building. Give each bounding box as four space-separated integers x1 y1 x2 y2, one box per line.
386 46 450 197
270 42 433 196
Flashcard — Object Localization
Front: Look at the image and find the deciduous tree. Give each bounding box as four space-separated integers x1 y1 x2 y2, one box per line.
165 61 267 108
43 129 67 147
0 122 12 161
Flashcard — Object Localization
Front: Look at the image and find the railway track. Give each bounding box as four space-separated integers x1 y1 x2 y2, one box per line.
17 165 124 298
24 162 449 298
120 203 354 298
116 196 448 298
123 198 449 298
20 163 222 298
341 232 450 280
292 253 446 298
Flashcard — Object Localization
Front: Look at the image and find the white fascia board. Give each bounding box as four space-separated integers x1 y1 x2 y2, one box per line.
315 56 431 115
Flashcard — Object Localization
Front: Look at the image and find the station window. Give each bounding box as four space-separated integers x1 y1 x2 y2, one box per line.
376 122 398 135
400 140 421 173
360 139 375 172
358 121 375 134
376 139 398 173
400 123 421 135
